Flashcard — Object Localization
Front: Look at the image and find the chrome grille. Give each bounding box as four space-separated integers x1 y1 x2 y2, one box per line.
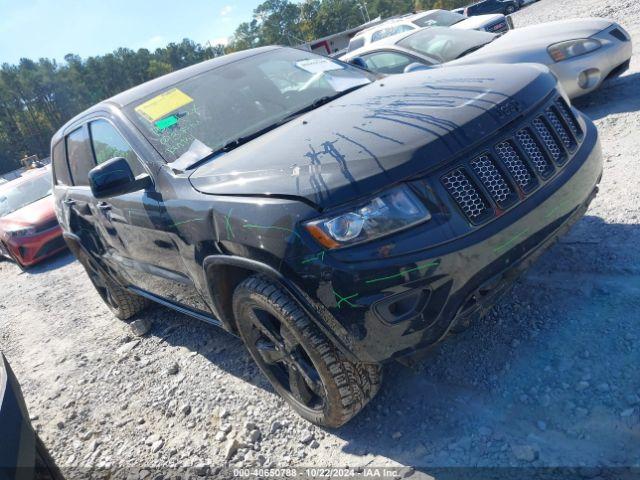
495 141 534 191
442 169 489 222
439 96 585 224
470 155 513 207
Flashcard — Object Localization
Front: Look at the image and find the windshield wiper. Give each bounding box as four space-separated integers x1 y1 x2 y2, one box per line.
209 83 370 158
279 83 370 124
456 41 494 59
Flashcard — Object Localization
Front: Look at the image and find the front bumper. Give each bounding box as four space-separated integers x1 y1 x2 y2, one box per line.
553 24 633 98
1 226 66 268
298 114 602 364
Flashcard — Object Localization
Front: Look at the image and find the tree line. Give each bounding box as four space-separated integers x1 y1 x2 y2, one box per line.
0 0 467 174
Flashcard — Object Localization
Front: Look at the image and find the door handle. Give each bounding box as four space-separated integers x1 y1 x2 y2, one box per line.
63 199 76 206
97 202 112 211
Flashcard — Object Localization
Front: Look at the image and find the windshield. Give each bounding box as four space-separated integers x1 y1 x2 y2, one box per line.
414 10 466 27
398 27 496 63
0 171 52 217
125 48 375 162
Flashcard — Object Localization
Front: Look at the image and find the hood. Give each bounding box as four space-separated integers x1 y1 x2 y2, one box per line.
0 195 55 231
471 18 614 54
190 63 557 210
453 14 503 30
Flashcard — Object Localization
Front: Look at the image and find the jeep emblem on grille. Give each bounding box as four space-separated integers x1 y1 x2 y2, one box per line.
496 99 522 120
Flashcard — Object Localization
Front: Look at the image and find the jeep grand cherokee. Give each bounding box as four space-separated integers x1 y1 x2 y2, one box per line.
51 46 602 427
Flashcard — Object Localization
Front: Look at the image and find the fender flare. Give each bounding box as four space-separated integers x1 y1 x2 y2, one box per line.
202 255 362 362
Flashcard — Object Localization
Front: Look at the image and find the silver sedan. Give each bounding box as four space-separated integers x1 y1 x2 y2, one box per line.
342 18 632 98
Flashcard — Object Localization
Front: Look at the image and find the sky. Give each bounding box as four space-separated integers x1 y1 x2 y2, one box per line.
0 0 261 64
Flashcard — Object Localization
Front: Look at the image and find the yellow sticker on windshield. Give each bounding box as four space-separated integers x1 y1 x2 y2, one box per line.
135 88 194 123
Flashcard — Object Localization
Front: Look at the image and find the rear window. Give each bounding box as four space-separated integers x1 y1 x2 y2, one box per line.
52 141 72 186
370 25 415 43
347 37 365 52
66 127 95 187
398 27 495 63
413 11 466 27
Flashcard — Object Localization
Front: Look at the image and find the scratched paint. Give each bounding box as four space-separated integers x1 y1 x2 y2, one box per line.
364 260 441 285
544 198 573 219
225 209 235 239
493 228 530 254
333 290 359 309
301 251 325 265
242 223 302 241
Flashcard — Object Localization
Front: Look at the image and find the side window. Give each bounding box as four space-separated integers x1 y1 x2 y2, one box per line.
52 141 72 186
66 127 95 187
361 52 415 74
348 37 365 52
89 120 144 176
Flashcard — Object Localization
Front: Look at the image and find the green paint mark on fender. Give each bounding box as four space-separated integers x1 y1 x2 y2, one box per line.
225 209 235 239
493 228 530 254
333 290 359 308
364 260 440 285
155 115 179 131
242 223 302 240
302 251 325 265
172 217 205 227
544 199 573 219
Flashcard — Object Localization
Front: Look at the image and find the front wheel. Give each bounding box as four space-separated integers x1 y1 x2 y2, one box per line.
505 5 516 14
233 276 381 427
80 254 149 320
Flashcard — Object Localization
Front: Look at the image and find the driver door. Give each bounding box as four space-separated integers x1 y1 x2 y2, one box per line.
86 117 211 314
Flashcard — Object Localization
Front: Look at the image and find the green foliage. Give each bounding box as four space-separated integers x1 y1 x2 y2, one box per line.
0 0 468 175
226 0 467 49
0 39 221 175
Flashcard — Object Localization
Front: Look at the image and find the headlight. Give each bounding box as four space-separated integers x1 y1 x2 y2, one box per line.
6 226 37 238
304 185 431 249
548 38 601 62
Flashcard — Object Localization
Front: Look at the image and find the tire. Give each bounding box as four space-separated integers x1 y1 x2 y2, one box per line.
79 254 149 320
505 5 516 14
233 275 381 427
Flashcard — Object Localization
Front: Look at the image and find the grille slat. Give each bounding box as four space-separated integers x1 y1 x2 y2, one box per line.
555 99 582 138
546 107 576 150
470 154 514 207
495 141 535 191
515 129 554 178
442 169 490 223
533 117 564 164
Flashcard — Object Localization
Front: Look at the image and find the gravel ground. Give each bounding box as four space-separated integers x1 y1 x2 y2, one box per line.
1 0 640 477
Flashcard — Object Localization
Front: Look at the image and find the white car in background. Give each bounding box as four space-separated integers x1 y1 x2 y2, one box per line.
346 9 512 53
343 18 633 99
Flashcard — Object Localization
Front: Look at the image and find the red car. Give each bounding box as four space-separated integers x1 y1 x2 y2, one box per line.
0 167 66 268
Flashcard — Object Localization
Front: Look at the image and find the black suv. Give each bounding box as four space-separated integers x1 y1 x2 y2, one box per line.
51 46 602 427
465 0 519 16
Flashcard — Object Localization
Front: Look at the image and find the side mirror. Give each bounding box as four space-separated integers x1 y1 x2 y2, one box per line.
348 57 368 70
88 157 152 199
404 62 431 74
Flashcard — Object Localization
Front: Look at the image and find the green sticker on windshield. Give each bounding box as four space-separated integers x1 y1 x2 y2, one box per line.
155 115 179 131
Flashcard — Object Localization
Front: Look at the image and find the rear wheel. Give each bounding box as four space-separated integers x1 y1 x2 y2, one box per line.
505 5 516 14
233 275 381 427
80 255 149 320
